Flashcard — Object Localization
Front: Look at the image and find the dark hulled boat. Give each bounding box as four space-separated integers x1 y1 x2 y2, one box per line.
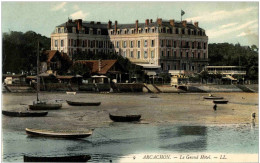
213 100 229 104
109 113 141 122
66 100 101 106
2 110 48 117
203 96 224 100
24 154 91 162
29 103 62 110
25 128 94 139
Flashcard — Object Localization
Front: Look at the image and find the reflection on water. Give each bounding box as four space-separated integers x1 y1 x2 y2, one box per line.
3 124 258 162
159 126 207 152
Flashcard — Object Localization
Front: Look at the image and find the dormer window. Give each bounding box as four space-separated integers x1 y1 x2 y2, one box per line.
72 27 76 33
97 29 101 35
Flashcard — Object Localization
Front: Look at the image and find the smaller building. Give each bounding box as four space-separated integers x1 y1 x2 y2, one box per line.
41 50 72 75
73 60 125 83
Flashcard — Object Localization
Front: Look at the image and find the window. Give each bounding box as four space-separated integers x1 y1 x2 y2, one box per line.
124 41 127 48
186 52 189 58
117 30 120 34
130 41 133 48
144 40 147 47
58 28 61 33
144 51 148 58
174 51 177 57
204 53 206 59
110 31 113 35
74 40 77 47
137 51 140 59
160 40 163 47
117 41 119 48
161 51 164 57
167 51 170 57
55 40 58 47
192 52 194 58
151 51 154 58
138 41 141 48
60 40 64 47
167 65 170 70
123 51 126 58
151 40 154 47
130 51 134 58
198 53 201 59
152 29 155 33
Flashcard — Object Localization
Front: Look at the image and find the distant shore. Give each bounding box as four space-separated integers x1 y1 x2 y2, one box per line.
3 83 258 93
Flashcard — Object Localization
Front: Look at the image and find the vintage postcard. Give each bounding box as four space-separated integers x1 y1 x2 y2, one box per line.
1 1 258 163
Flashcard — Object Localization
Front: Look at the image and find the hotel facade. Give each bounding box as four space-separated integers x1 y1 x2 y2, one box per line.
51 18 208 74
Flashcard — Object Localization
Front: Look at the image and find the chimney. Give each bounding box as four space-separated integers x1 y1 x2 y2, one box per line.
90 21 94 24
194 22 199 28
97 22 101 25
76 19 82 30
145 19 149 26
150 19 153 23
135 20 138 32
169 19 175 26
182 20 187 27
115 21 118 31
108 20 112 29
157 18 162 25
98 59 102 72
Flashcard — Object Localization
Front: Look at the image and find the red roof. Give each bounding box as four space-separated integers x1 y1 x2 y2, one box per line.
74 60 117 74
43 50 71 63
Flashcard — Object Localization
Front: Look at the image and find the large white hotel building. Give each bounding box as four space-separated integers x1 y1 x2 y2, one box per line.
51 18 208 73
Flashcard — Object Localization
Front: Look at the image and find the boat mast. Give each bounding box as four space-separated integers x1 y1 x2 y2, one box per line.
37 41 40 102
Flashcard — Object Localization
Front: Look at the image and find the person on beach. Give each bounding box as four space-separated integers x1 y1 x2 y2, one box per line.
213 104 217 111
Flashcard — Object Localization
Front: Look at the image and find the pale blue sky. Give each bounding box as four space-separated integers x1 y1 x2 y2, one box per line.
1 2 259 46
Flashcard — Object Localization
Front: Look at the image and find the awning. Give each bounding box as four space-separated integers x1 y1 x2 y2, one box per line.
91 75 108 78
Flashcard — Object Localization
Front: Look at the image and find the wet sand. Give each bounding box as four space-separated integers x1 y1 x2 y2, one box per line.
2 92 258 131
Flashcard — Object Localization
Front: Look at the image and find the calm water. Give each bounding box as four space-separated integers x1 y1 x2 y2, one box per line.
3 124 258 162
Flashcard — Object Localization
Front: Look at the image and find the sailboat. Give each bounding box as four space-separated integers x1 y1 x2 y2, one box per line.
29 41 62 110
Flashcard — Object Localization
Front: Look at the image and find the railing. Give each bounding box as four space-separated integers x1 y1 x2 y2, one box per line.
207 70 246 75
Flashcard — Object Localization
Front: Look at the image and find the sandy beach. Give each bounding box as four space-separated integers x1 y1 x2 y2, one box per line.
2 92 258 131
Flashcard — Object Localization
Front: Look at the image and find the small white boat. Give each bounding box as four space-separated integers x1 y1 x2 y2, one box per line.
66 92 76 95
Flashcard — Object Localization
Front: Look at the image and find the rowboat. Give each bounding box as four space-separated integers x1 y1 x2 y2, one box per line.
2 110 48 117
25 128 94 139
66 91 77 95
109 113 141 122
24 154 91 162
203 96 224 100
66 100 101 106
29 103 62 110
213 100 229 104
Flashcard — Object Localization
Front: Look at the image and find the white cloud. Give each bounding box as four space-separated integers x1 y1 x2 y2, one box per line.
70 11 89 19
186 7 256 22
207 19 257 38
51 2 67 11
73 5 80 10
220 22 238 29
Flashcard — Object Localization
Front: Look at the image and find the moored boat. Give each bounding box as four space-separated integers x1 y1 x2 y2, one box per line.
66 100 101 106
2 110 48 117
25 128 94 139
66 91 77 95
29 103 62 110
203 96 224 100
24 154 91 162
109 113 141 122
213 100 229 104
